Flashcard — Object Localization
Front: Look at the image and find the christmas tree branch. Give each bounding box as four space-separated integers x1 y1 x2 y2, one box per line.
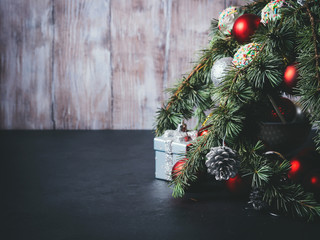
305 3 320 85
166 59 207 111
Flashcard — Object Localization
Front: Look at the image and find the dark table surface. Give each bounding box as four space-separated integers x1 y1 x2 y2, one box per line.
1 130 319 240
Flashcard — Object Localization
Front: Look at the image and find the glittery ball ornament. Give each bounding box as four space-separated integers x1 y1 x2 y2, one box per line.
232 14 260 44
261 0 286 25
266 97 296 122
211 57 233 86
218 6 241 35
171 159 187 180
232 43 261 68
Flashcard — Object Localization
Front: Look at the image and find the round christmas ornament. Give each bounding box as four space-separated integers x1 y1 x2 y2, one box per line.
226 174 250 194
283 64 298 93
211 57 233 86
232 42 261 68
287 157 306 181
205 146 240 180
171 159 187 180
258 105 311 153
198 124 212 137
308 172 320 189
218 6 241 35
232 14 261 44
261 0 286 25
266 97 296 122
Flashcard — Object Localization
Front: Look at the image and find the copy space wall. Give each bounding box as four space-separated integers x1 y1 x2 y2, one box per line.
0 0 247 129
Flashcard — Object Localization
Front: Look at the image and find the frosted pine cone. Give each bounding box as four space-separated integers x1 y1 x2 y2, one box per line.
248 187 268 211
205 146 240 180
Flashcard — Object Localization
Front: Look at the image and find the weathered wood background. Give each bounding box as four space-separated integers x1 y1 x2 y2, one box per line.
0 0 246 129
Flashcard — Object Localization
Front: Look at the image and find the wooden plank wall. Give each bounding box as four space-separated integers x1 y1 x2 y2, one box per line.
0 0 247 130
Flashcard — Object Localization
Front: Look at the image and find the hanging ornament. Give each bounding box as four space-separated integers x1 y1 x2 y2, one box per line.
232 14 260 44
297 0 306 6
288 158 303 180
186 143 193 152
261 0 286 25
211 57 233 86
226 174 250 194
171 159 187 180
259 105 311 153
308 171 320 190
264 151 286 161
283 64 299 93
266 97 296 122
218 6 241 35
232 42 261 68
248 187 268 210
205 146 240 180
198 124 212 137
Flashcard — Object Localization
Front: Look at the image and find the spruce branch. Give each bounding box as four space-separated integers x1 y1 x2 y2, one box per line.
305 3 320 85
165 60 207 111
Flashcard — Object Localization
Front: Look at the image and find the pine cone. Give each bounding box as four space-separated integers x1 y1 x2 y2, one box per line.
249 187 268 211
205 146 240 180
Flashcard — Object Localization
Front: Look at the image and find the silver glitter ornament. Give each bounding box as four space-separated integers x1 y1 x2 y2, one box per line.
205 146 240 181
211 57 233 86
297 0 305 6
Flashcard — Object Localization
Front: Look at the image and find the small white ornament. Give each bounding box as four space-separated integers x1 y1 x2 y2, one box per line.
232 43 261 68
211 57 233 86
218 6 241 35
261 0 286 25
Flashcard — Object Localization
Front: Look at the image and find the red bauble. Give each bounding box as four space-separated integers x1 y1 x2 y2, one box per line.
310 175 320 187
303 170 320 193
288 158 302 179
283 64 298 93
198 125 212 137
232 14 261 44
266 97 296 122
186 143 193 152
226 175 250 194
171 159 187 180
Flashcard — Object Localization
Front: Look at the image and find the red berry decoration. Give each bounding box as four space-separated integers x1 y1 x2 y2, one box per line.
267 97 296 122
283 64 298 93
232 14 261 44
171 159 187 180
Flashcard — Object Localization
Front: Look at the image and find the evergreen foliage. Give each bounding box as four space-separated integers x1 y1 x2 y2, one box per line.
154 0 320 220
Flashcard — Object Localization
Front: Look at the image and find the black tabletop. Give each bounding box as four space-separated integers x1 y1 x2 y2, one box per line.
1 130 319 240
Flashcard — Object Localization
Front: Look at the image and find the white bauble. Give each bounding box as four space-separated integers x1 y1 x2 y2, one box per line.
218 7 241 35
211 57 233 86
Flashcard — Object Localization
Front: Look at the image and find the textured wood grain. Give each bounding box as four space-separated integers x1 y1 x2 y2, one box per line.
167 0 224 88
111 0 168 129
167 0 225 128
53 0 112 129
225 0 250 7
0 0 238 130
0 0 53 129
